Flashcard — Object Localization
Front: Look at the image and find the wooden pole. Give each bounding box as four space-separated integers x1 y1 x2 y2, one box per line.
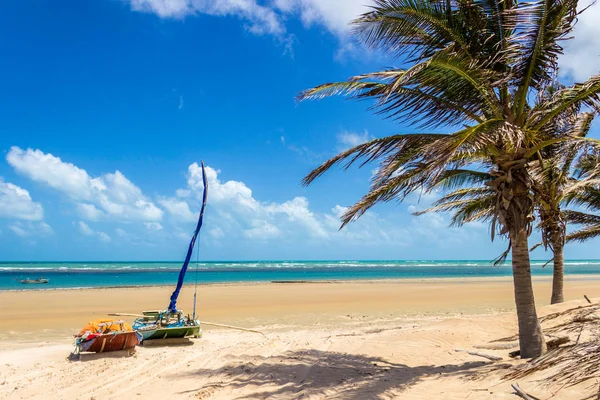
108 313 266 336
455 348 502 361
108 313 146 318
200 321 266 337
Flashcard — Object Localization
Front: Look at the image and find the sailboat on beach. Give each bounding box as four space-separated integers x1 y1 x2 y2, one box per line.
131 161 209 342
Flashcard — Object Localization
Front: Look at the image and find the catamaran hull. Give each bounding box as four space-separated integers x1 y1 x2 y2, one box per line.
138 325 201 341
78 331 141 353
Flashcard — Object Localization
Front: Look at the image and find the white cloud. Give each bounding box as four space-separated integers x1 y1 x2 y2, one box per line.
77 220 111 242
169 162 425 246
97 232 112 243
337 130 374 151
322 205 411 246
274 0 370 37
560 0 600 81
209 226 225 239
9 223 28 237
76 203 103 220
184 162 327 239
78 221 94 236
125 0 597 70
126 0 372 55
6 147 93 199
7 147 163 222
115 228 128 237
243 220 281 239
129 0 285 35
144 222 164 230
188 163 258 207
9 221 53 238
172 162 454 249
175 189 191 198
0 178 44 221
264 197 327 238
1 148 496 254
158 197 196 221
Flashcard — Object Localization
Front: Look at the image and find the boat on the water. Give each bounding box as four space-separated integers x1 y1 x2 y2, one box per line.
74 319 141 354
131 161 208 343
20 277 49 284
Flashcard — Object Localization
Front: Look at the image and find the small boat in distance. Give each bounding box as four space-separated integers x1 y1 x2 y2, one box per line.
20 277 49 284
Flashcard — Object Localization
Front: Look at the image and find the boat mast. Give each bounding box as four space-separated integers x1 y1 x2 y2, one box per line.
167 160 208 314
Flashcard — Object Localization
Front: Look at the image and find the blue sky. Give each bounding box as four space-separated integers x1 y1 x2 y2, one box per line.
0 0 599 261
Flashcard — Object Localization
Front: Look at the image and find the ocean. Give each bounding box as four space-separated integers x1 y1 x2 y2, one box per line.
2 260 600 290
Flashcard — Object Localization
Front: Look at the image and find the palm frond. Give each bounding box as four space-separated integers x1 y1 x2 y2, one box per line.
353 0 473 60
564 210 600 226
340 170 429 227
413 184 495 227
557 112 596 177
436 169 493 190
299 52 501 128
298 80 386 101
431 186 493 204
564 187 600 211
302 133 446 186
415 194 495 227
529 74 600 130
450 196 495 226
512 0 579 116
423 119 505 171
530 242 543 251
566 226 600 243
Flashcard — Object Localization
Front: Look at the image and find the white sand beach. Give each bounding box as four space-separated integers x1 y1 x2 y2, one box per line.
0 277 599 399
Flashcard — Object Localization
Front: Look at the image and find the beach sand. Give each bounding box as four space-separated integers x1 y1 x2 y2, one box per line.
0 276 598 399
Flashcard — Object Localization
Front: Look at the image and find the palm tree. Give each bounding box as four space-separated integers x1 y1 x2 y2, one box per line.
299 0 600 358
564 153 600 243
415 109 597 305
532 110 597 304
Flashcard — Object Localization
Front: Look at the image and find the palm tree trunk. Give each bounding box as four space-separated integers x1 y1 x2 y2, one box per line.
511 229 547 358
551 231 565 304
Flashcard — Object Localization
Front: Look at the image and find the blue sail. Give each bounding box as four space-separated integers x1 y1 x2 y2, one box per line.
167 161 208 313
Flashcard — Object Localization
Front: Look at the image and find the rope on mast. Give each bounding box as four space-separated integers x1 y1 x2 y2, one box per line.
193 232 200 320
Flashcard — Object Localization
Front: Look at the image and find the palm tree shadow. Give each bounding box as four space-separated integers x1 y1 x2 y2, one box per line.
176 349 497 399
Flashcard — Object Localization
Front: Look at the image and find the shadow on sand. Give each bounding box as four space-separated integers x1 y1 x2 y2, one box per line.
140 338 195 347
69 349 136 362
176 349 504 399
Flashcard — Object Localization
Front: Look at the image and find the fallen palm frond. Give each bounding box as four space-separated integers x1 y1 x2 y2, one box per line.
538 303 599 324
504 341 600 386
511 383 541 400
502 303 600 386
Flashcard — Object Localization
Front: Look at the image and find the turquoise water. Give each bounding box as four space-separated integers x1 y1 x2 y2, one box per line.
2 260 600 290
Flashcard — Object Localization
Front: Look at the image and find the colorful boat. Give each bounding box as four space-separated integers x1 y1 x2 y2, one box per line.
74 319 141 354
20 277 49 284
133 310 201 340
132 161 208 343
